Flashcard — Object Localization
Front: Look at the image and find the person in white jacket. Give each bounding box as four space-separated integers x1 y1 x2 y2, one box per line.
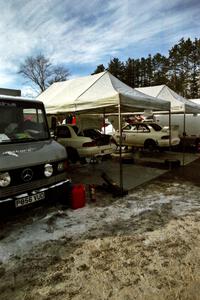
101 119 115 135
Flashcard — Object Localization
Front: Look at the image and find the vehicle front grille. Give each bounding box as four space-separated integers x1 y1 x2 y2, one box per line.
0 172 67 199
10 163 61 186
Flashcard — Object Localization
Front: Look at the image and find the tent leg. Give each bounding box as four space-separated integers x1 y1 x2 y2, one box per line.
169 110 172 150
182 111 186 166
103 109 106 134
118 103 123 193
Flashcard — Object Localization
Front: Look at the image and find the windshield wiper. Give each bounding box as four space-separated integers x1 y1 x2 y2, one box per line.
0 140 11 144
10 137 37 143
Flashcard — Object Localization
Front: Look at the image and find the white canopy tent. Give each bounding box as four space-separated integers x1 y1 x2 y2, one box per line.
136 85 200 165
190 98 200 105
136 85 200 114
37 72 171 193
37 71 170 114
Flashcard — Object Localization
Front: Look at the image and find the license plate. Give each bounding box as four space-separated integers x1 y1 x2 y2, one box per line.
15 192 45 208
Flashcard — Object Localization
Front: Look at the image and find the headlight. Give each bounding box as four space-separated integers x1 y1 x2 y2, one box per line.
44 164 53 177
0 172 11 187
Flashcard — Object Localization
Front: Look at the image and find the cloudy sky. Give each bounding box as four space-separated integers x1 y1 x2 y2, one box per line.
0 0 199 96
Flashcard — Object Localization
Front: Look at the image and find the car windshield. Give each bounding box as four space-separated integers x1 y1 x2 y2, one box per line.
82 129 102 139
148 123 162 131
0 100 49 144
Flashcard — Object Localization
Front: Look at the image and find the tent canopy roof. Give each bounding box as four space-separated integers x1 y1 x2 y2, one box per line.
136 85 200 114
37 71 170 114
190 98 200 105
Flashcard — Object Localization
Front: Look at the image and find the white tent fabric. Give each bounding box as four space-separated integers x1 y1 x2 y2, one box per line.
136 85 200 114
190 98 200 105
37 72 170 114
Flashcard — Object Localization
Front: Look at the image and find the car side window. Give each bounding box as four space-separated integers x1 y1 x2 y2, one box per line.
137 124 144 132
136 124 150 133
56 126 71 138
131 125 137 132
124 125 132 130
141 124 150 132
149 123 162 131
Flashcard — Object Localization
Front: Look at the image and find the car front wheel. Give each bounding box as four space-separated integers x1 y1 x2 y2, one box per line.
144 139 157 151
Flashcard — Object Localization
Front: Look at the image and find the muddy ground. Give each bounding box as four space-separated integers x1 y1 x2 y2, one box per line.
0 159 200 300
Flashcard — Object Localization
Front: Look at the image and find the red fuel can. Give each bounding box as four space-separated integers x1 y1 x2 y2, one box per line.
71 184 86 210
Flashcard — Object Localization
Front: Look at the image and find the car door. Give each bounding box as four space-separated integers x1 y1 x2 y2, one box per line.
136 124 151 146
122 124 138 146
122 123 150 146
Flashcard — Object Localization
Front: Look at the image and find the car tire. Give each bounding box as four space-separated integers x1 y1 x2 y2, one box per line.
66 147 80 163
144 139 157 151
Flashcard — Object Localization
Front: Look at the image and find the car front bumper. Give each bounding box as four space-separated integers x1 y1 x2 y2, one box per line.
0 178 71 210
158 138 180 147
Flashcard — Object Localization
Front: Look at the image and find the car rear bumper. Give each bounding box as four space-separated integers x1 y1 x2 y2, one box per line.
78 145 114 157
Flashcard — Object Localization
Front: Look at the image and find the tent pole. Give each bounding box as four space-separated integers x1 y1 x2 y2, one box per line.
169 110 171 150
182 111 186 166
103 108 106 134
118 101 123 193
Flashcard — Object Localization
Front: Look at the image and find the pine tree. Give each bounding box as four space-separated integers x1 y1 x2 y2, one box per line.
91 37 200 98
189 38 200 98
152 53 169 86
92 64 106 75
146 55 153 86
124 58 136 88
107 58 125 81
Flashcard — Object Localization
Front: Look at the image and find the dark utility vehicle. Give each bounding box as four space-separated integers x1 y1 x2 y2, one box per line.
0 95 69 209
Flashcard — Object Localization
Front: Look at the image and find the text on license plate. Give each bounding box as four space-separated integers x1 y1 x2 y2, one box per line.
15 192 45 208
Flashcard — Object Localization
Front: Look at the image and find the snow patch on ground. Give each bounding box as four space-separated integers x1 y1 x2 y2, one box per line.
1 179 200 263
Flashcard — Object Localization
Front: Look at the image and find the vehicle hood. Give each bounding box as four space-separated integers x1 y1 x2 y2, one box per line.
0 139 67 171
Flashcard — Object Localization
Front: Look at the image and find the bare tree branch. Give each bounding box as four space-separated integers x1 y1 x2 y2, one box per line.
18 54 70 93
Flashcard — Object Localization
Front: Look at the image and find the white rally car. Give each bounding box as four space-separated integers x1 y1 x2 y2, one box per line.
55 124 116 163
112 122 180 150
